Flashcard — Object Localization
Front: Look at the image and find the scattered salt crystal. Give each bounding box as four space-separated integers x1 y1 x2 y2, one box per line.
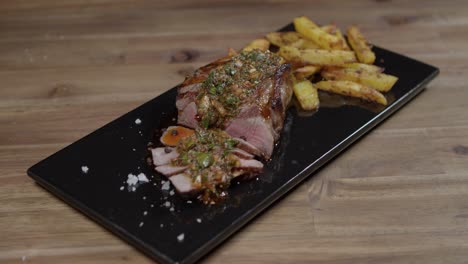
177 233 185 242
160 223 164 228
142 196 146 200
132 187 136 192
137 173 149 182
196 218 202 223
164 201 171 208
161 181 171 191
169 190 175 196
256 177 259 181
169 207 175 212
120 186 124 191
132 148 136 151
150 204 154 208
187 200 192 204
139 222 144 227
135 118 142 125
143 211 148 216
127 174 138 185
81 166 89 174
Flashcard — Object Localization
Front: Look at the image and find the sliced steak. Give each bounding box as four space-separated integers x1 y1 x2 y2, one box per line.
151 147 179 166
176 50 293 159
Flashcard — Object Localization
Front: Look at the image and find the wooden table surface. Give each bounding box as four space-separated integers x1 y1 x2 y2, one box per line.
1 0 468 263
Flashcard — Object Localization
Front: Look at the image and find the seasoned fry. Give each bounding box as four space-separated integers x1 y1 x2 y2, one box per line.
342 62 383 73
294 16 342 50
315 80 387 105
266 32 320 49
243 38 270 52
321 25 350 50
293 80 320 110
294 65 321 80
321 67 398 92
266 32 303 48
347 26 375 64
279 46 356 66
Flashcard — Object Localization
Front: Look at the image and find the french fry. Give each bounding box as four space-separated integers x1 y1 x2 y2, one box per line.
266 32 303 48
347 26 375 64
321 25 349 50
266 32 320 49
321 67 398 92
294 65 321 80
243 38 270 52
342 62 383 73
334 29 351 50
293 79 320 110
279 46 356 66
315 80 387 105
294 16 342 50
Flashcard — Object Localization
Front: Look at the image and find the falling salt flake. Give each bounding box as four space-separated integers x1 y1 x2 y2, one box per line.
143 211 148 216
21 256 27 262
177 233 185 242
196 218 202 223
164 201 171 208
138 173 149 182
139 222 144 227
186 200 192 204
81 166 89 174
135 118 142 125
161 181 171 191
256 177 259 181
120 186 124 191
142 196 146 200
169 190 175 196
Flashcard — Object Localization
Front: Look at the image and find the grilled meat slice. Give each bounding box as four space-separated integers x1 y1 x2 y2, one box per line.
176 50 293 159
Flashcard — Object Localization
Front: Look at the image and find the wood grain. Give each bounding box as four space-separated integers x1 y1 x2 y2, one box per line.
1 0 468 263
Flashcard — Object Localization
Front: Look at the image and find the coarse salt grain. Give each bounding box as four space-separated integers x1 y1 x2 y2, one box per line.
142 196 146 200
143 211 148 216
196 218 202 223
160 224 164 228
139 222 144 227
187 200 192 204
81 166 89 173
161 181 171 191
164 201 171 208
120 186 124 191
135 118 142 125
127 174 138 185
137 173 149 182
169 190 175 196
169 207 174 212
177 233 185 242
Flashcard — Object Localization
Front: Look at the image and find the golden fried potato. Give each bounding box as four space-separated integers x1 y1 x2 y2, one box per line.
293 80 320 110
321 67 398 92
266 32 320 49
243 38 270 52
279 46 356 66
266 32 303 48
321 25 350 50
315 80 387 105
294 16 342 50
347 26 375 64
342 62 383 73
294 65 321 80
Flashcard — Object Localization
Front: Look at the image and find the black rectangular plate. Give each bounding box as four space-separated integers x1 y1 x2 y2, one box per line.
28 23 439 264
